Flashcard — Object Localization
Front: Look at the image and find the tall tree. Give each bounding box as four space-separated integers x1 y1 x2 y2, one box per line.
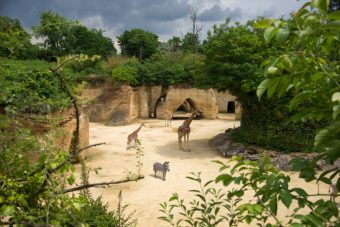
0 16 37 59
189 6 202 53
167 36 182 52
117 28 159 61
69 25 116 58
33 11 76 57
33 11 116 59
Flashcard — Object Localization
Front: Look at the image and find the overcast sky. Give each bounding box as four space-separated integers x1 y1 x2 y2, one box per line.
1 0 307 49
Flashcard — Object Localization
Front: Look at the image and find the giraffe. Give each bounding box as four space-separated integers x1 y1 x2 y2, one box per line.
177 110 199 152
126 122 145 150
160 97 172 127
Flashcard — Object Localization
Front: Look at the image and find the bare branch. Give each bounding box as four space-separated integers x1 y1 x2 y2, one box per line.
62 176 145 194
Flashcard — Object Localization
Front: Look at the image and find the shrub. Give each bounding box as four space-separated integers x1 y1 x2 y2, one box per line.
99 56 136 75
111 59 140 85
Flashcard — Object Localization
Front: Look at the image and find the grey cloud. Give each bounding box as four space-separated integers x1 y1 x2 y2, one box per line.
0 0 307 41
199 5 242 22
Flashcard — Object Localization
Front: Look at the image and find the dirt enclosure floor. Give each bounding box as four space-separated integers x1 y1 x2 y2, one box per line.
83 114 334 227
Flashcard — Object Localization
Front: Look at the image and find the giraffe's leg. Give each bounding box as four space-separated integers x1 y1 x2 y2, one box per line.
183 134 187 152
178 135 183 150
126 139 131 150
187 134 190 152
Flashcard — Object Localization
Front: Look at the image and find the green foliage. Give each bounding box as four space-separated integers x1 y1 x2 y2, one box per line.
68 194 136 227
196 19 320 153
0 58 74 114
167 36 182 52
0 117 134 226
97 56 135 75
160 157 339 226
63 54 102 76
33 11 116 60
135 139 144 178
117 28 159 61
69 25 116 58
139 52 204 86
159 172 241 226
195 19 277 93
0 57 137 226
182 32 202 53
255 0 340 160
0 16 37 59
33 11 77 57
111 59 140 85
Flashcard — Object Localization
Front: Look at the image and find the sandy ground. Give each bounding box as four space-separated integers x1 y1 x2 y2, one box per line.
83 114 334 227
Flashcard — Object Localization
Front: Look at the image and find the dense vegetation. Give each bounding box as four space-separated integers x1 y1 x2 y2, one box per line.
161 1 340 226
1 0 339 225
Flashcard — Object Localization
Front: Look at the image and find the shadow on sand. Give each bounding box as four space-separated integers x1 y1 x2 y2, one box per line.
149 174 166 181
154 138 222 160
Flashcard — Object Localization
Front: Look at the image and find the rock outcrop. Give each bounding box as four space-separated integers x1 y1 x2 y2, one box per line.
81 80 242 124
210 133 340 171
16 108 89 161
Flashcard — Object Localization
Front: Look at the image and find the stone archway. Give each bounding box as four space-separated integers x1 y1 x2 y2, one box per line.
165 86 218 119
173 98 199 119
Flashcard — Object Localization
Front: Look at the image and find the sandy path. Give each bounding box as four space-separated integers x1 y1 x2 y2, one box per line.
84 116 333 227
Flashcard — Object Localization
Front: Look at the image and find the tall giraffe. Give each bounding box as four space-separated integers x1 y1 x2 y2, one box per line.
177 110 199 152
126 123 145 150
161 98 172 127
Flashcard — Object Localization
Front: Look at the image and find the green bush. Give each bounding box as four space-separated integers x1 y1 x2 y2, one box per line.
111 59 140 85
68 196 119 226
0 58 77 113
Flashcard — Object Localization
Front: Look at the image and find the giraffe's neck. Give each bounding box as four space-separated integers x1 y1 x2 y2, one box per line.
183 113 196 126
134 124 143 134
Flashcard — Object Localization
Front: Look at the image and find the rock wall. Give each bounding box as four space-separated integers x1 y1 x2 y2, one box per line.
16 109 89 161
83 84 139 126
215 90 237 113
81 82 242 123
164 86 219 119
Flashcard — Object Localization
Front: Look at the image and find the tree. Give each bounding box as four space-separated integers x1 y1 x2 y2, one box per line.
194 19 321 152
256 0 340 176
161 2 339 225
167 36 182 52
117 28 159 61
33 11 76 57
69 25 116 58
0 16 37 59
33 11 116 59
0 56 140 225
139 51 203 86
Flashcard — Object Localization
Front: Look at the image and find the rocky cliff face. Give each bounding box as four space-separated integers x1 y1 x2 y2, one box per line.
81 82 242 124
164 86 219 119
16 108 89 161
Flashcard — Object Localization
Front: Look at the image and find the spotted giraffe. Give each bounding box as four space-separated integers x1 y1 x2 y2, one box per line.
177 110 199 152
161 98 172 127
126 123 145 150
